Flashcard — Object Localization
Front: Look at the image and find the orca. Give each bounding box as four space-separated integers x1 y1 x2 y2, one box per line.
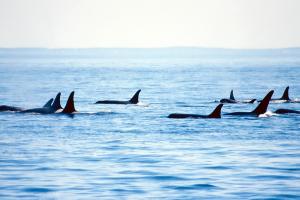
220 90 256 104
95 89 141 105
225 90 274 117
168 104 223 119
275 109 300 114
0 105 23 112
1 91 75 115
21 92 62 114
258 86 290 103
0 97 54 112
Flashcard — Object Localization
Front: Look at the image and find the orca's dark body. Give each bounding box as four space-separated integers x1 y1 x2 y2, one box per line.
95 90 141 105
275 109 300 114
220 90 256 104
0 105 23 112
168 104 223 119
22 92 63 114
0 96 56 112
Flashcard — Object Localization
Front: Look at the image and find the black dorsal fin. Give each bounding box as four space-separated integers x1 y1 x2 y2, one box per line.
208 104 223 118
52 92 62 111
129 89 141 104
43 98 53 107
252 90 274 115
281 86 290 100
230 90 235 100
62 91 76 113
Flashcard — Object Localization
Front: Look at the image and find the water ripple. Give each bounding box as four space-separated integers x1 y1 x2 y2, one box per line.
166 183 219 191
1 55 300 199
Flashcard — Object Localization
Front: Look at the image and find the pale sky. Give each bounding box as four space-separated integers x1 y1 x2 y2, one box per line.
0 0 299 48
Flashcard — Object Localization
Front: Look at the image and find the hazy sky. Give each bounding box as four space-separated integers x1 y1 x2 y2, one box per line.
0 0 299 48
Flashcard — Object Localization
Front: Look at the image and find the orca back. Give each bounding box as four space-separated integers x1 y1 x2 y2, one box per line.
220 99 236 103
248 99 256 104
129 89 141 104
252 90 274 115
275 108 300 114
0 105 23 112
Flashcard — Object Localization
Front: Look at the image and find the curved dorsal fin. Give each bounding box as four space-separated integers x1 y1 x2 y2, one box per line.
281 86 290 100
208 104 223 118
129 89 141 104
62 91 76 113
52 92 62 111
252 90 274 115
230 90 235 100
43 98 53 107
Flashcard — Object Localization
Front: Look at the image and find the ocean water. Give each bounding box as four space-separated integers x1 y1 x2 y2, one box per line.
0 48 300 199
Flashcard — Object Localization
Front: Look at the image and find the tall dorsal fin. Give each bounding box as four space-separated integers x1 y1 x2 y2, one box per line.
281 86 290 100
43 98 53 107
52 92 62 111
230 90 235 100
62 91 76 113
129 89 141 104
208 104 223 118
252 90 274 115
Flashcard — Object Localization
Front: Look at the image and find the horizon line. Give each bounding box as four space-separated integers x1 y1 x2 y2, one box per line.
0 46 300 51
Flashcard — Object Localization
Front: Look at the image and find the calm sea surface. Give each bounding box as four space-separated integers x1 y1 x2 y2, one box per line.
0 48 300 199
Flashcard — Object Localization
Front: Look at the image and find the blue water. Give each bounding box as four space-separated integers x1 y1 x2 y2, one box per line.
1 48 300 199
